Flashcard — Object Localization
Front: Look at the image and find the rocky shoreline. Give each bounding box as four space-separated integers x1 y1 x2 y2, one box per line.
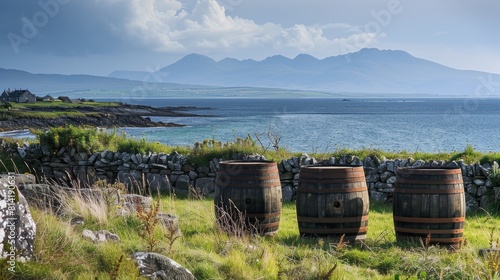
0 103 213 132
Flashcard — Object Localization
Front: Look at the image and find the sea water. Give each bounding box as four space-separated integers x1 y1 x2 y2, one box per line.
92 98 500 153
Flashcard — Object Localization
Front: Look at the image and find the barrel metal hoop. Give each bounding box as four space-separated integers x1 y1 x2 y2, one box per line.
298 215 368 223
297 187 367 193
427 237 463 243
395 227 464 235
300 226 368 234
394 188 463 194
393 216 465 223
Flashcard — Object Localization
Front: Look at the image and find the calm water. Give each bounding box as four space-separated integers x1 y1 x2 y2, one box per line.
91 98 500 153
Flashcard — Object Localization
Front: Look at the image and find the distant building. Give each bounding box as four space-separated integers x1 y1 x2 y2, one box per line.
58 96 72 103
0 89 36 103
42 95 55 102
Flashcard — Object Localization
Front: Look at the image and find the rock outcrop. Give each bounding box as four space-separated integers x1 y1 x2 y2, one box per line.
131 252 196 280
82 229 120 244
0 175 36 261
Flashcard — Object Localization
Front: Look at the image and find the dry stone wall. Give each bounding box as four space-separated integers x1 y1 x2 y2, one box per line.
5 143 500 212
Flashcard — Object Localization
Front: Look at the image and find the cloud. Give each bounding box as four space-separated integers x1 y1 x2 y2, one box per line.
125 0 382 58
124 0 186 51
0 0 381 58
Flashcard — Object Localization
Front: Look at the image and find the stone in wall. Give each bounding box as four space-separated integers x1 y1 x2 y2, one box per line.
281 184 294 202
369 190 390 204
73 166 98 188
195 178 215 196
465 193 479 212
495 187 500 202
118 170 143 193
175 175 191 192
146 173 172 193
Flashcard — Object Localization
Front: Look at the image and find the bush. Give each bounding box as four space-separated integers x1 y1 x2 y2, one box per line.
34 126 182 155
36 125 106 154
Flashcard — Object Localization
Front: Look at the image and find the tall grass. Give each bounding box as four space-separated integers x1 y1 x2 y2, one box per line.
4 187 500 279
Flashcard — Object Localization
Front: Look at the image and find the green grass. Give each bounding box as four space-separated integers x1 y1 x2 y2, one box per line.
6 191 500 279
9 101 121 109
8 110 88 119
0 101 121 120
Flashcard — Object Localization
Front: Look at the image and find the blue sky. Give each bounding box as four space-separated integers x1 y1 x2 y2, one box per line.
1 0 499 76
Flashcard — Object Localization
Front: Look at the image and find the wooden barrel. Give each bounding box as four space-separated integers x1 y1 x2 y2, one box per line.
394 167 465 249
214 160 282 236
296 165 369 242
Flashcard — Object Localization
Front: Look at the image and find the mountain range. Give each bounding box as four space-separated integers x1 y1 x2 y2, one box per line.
2 48 499 96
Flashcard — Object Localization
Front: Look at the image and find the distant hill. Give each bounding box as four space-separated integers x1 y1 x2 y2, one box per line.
0 68 131 93
0 67 329 99
0 68 198 95
110 48 500 96
3 48 499 97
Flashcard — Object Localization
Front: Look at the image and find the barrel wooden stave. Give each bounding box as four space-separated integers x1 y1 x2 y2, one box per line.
394 167 465 248
296 165 369 242
214 161 282 236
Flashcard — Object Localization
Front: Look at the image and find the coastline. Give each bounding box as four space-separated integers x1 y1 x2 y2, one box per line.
0 102 213 133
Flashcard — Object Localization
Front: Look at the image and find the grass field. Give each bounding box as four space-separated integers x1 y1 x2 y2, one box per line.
9 101 121 109
3 192 500 280
0 101 121 121
2 128 500 278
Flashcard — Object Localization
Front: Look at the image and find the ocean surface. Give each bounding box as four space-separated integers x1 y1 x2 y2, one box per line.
100 98 500 153
3 98 500 153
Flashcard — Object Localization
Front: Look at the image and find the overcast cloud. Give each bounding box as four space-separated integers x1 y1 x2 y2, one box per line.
0 0 499 75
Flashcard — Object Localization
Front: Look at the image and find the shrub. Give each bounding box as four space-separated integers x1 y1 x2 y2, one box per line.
34 126 182 155
36 125 105 154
